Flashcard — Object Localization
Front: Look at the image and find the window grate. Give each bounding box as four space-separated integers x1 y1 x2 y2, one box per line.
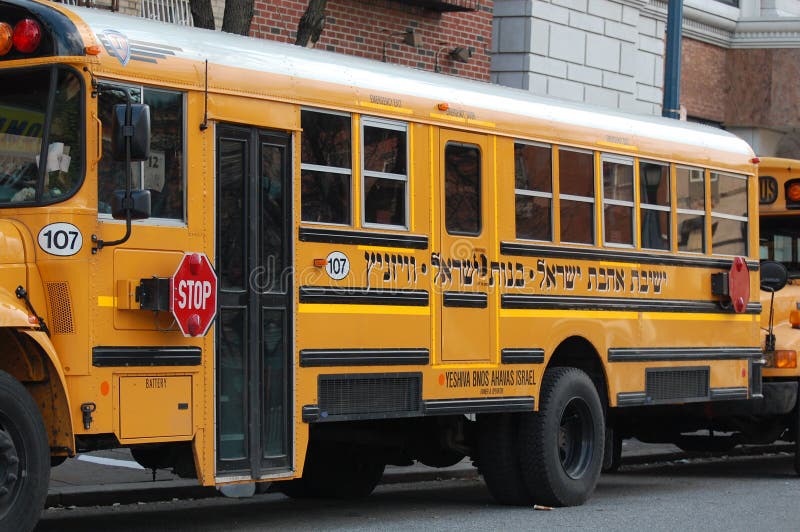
141 0 194 26
646 367 709 402
318 373 421 419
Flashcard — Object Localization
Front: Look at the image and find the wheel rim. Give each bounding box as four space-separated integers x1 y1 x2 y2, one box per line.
557 397 594 479
0 418 23 520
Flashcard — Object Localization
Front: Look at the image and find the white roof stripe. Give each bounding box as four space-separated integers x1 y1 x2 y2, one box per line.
69 5 753 158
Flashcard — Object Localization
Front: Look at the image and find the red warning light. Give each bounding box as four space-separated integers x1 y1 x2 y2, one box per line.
13 18 42 54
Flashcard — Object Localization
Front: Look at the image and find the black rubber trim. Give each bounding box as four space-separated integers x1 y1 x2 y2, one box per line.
501 348 545 364
299 348 429 367
710 387 749 401
616 392 647 406
443 291 488 308
302 405 320 422
617 387 749 406
608 346 762 362
299 286 429 306
502 294 761 315
423 396 535 415
500 241 759 271
299 227 428 249
92 346 202 367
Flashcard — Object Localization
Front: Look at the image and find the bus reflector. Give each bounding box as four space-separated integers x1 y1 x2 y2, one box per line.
0 22 12 56
787 180 800 205
313 258 326 268
12 18 41 54
790 308 800 329
775 350 797 369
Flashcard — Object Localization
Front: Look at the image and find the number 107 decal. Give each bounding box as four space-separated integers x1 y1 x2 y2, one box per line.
38 223 83 256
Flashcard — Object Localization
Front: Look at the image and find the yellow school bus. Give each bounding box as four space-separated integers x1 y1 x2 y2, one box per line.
0 1 770 528
756 157 800 471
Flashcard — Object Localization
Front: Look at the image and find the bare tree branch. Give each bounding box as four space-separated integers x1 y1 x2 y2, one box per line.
296 0 328 47
189 0 215 30
221 0 255 35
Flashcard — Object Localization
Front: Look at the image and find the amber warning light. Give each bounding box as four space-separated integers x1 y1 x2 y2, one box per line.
0 18 42 57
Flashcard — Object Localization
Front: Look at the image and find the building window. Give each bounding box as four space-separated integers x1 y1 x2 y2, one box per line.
676 166 706 253
300 109 351 225
710 172 748 256
559 148 594 244
361 117 408 228
514 141 552 241
97 83 185 221
602 154 634 247
639 161 671 250
445 142 481 235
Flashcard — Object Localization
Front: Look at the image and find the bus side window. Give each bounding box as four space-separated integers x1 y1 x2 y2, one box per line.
710 172 748 256
559 148 595 245
144 89 184 221
514 141 553 241
445 142 481 235
676 166 705 253
362 117 408 229
639 161 670 250
97 85 185 221
601 154 634 247
300 109 352 225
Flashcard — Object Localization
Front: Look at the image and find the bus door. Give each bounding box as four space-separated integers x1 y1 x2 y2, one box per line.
438 130 495 363
215 124 293 478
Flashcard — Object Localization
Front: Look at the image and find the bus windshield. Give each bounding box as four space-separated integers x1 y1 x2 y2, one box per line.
0 66 83 204
760 215 800 278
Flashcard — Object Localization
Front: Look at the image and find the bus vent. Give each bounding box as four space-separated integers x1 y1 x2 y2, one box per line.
45 282 75 335
317 373 422 421
645 367 709 403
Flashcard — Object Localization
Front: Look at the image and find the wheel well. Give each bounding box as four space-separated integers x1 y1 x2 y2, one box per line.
548 336 608 408
0 328 74 457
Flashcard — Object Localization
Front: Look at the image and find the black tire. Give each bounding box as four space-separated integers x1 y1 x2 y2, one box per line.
794 399 800 477
602 426 622 473
0 370 50 532
476 413 530 505
519 367 604 507
277 441 385 499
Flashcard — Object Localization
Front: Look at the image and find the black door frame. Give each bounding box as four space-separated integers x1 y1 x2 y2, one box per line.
215 123 293 478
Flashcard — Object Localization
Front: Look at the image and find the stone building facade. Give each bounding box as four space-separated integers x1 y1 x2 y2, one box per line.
491 0 800 157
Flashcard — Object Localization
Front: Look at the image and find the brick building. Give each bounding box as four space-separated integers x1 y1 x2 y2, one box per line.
76 0 494 81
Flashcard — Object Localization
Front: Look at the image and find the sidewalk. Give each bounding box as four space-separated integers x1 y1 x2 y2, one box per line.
46 440 792 508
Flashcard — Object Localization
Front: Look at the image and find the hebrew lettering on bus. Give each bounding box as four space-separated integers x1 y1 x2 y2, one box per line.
587 267 625 292
364 251 418 288
537 259 582 291
630 269 668 294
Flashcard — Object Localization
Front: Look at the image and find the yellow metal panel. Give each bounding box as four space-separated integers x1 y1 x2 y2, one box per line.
119 376 193 440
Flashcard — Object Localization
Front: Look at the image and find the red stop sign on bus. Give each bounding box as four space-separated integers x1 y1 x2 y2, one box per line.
170 252 218 337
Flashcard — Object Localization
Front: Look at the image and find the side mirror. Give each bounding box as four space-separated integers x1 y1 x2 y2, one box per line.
760 260 788 292
111 189 151 220
111 103 151 162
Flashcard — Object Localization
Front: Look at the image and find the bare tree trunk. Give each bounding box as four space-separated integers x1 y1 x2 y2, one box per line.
295 0 328 48
189 0 215 30
222 0 255 36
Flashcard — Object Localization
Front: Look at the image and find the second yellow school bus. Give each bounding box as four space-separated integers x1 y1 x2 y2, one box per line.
0 1 771 528
755 157 800 471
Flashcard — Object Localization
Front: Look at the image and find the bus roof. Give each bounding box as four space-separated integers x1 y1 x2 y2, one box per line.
38 2 756 164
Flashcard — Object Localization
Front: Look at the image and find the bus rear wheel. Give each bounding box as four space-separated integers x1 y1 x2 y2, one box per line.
0 370 50 532
518 367 604 507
